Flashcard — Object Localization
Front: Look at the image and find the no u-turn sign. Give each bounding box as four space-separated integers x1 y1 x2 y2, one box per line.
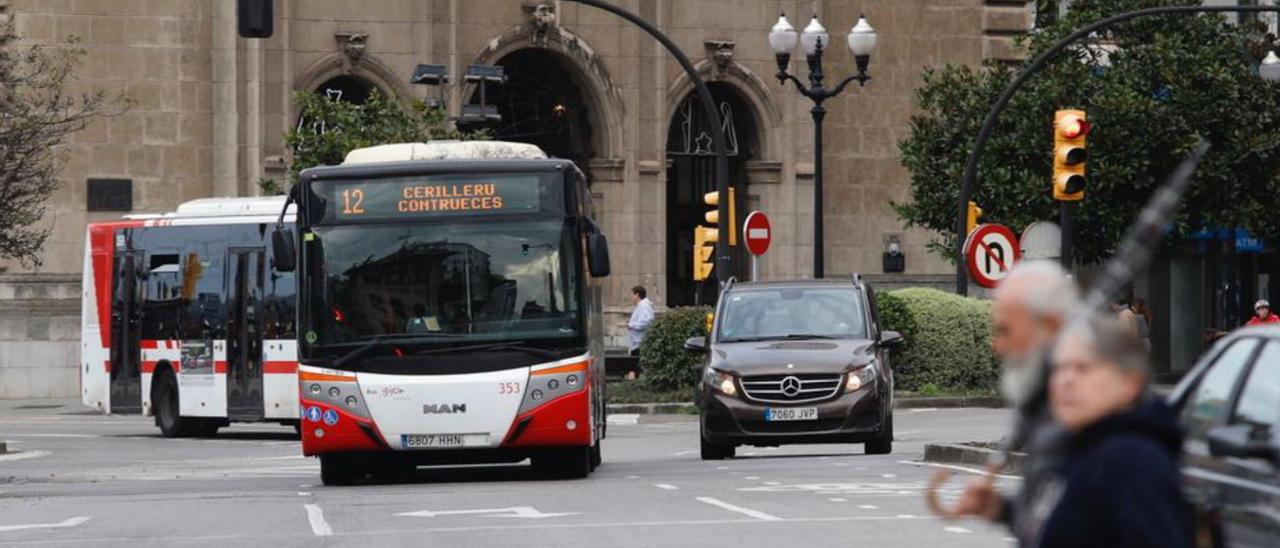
963 224 1021 288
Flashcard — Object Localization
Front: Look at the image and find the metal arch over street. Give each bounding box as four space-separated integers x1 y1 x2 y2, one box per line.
954 5 1280 295
563 0 733 287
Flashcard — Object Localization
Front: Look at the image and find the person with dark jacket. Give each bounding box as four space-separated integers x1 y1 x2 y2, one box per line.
1028 314 1193 547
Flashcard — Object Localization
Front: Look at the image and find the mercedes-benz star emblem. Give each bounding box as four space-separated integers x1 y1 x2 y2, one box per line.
780 376 801 397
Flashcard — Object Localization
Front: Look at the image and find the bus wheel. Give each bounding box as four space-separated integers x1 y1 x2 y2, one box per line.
533 447 592 479
589 441 602 471
154 371 196 438
320 454 358 486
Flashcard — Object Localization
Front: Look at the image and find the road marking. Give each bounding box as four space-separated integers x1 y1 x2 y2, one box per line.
627 475 643 480
763 481 780 486
745 476 759 480
670 450 698 456
716 466 729 470
828 498 847 502
0 451 50 463
897 460 1023 480
653 484 679 491
881 474 897 478
0 515 941 545
298 492 311 496
3 433 99 438
397 507 578 519
946 526 972 534
607 414 639 425
695 497 782 521
0 517 90 533
897 514 916 519
304 504 333 536
858 505 878 510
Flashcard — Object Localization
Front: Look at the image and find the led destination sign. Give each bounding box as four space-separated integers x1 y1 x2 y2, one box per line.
327 175 545 221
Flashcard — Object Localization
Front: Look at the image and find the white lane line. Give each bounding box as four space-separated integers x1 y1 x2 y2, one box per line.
828 498 847 502
945 526 972 534
607 414 639 426
0 450 50 463
0 517 90 533
763 481 781 486
2 433 99 438
298 492 311 497
716 466 729 470
896 514 916 519
627 475 643 480
897 460 1023 480
304 504 333 536
881 474 897 478
744 476 760 480
858 505 878 510
695 497 782 521
670 450 698 457
654 483 679 491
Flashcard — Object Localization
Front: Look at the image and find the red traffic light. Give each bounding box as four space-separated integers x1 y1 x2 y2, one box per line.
1059 116 1089 139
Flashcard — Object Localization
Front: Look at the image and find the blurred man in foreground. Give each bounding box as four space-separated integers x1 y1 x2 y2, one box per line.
925 261 1080 541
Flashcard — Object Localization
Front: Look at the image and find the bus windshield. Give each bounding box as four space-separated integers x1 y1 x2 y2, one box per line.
302 219 582 358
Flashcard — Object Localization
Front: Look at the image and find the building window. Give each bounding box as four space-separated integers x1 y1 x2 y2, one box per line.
86 178 133 212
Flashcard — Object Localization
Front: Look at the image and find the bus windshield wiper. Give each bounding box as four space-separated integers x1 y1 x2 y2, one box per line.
414 341 562 361
330 333 461 368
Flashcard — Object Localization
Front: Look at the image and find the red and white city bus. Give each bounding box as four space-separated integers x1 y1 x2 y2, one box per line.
274 142 612 484
81 197 301 436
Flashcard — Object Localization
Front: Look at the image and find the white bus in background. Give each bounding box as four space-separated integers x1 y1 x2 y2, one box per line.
81 197 300 436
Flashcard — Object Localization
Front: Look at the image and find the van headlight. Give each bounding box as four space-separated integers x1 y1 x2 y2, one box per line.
845 363 877 392
705 369 737 397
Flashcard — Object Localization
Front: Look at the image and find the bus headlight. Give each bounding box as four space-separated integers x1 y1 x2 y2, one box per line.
328 387 341 398
310 383 322 395
566 374 579 387
846 364 876 392
345 395 358 408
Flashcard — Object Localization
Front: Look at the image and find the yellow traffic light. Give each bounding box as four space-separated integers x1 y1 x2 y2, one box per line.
1053 109 1088 201
966 201 983 235
693 225 717 282
702 188 737 246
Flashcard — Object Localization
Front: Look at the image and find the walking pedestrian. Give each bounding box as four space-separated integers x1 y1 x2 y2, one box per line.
1246 299 1280 326
627 285 654 356
1130 298 1152 352
925 261 1080 541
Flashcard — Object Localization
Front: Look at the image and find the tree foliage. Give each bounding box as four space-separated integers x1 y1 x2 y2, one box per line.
897 0 1280 264
0 13 111 266
260 90 485 194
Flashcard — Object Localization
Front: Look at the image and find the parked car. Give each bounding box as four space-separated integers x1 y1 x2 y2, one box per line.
1167 325 1280 548
685 277 903 460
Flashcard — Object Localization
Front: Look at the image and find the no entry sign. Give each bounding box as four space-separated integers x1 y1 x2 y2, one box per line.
743 211 771 256
963 224 1021 288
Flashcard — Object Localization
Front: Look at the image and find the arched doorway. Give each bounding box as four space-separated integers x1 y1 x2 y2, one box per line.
460 49 595 170
666 83 759 306
295 75 381 135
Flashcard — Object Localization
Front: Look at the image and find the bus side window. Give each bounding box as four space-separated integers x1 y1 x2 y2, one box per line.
142 253 183 340
265 264 297 339
180 244 226 342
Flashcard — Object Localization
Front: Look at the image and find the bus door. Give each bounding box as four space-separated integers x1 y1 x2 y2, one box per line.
226 249 265 420
109 251 144 414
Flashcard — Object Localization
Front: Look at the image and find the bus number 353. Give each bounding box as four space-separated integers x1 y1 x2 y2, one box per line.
499 382 521 395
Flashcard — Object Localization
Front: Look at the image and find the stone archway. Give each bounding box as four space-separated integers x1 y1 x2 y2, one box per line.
470 25 626 177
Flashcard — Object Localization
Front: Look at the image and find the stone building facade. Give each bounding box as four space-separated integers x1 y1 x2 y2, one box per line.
0 0 1035 398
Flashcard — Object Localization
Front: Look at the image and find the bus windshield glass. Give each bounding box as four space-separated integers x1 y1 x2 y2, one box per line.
302 219 582 357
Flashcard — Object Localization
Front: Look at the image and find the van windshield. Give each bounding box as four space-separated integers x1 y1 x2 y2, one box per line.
717 288 867 342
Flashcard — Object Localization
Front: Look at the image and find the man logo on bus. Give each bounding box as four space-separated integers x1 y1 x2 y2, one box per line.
423 403 467 414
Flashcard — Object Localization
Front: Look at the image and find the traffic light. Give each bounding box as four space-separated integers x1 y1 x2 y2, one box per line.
1053 109 1088 201
694 188 737 282
966 201 983 235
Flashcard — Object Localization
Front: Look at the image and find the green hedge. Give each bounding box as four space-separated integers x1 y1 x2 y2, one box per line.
877 288 998 392
638 306 711 391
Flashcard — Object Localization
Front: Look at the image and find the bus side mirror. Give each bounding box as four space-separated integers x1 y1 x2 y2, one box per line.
588 233 611 278
271 228 296 272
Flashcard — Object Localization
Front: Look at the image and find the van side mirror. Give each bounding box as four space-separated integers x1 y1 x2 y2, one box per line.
1208 424 1280 464
271 227 296 272
588 232 611 278
683 336 708 353
879 330 905 349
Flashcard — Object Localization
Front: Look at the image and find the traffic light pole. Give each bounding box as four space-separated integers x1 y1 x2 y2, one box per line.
954 5 1280 296
564 0 733 287
1060 202 1075 271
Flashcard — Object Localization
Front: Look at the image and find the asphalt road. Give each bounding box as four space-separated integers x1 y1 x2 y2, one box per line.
0 400 1017 547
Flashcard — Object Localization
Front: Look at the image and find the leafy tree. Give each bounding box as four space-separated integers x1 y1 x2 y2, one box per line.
260 90 485 194
0 13 111 266
897 0 1280 264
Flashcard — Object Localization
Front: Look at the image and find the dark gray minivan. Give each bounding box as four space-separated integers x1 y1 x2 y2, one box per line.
686 277 903 460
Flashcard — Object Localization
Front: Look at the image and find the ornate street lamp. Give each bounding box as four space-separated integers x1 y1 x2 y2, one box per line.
771 13 877 278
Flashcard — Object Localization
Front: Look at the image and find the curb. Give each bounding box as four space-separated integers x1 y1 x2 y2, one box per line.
895 396 1005 409
923 443 1026 474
